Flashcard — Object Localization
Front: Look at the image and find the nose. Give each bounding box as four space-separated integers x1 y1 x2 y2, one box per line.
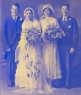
13 9 17 12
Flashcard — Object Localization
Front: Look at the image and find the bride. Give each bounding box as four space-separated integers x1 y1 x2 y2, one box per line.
14 7 54 93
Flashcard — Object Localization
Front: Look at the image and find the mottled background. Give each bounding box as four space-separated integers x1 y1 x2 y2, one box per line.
0 0 81 45
0 0 81 26
0 0 81 93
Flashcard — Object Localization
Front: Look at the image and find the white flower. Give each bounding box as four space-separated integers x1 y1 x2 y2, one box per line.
68 25 71 28
20 18 23 21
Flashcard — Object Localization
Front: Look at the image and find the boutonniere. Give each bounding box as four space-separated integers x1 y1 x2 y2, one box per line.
69 18 71 21
20 18 23 21
68 25 71 28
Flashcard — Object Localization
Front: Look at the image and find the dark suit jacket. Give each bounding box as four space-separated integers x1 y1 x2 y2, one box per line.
58 15 79 50
1 16 23 58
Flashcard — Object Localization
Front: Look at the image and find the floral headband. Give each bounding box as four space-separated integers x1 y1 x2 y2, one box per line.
24 7 35 17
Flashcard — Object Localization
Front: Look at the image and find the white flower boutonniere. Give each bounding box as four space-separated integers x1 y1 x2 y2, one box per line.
68 25 71 28
20 18 23 21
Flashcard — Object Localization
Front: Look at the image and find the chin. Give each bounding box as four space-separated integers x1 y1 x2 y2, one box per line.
63 14 68 16
12 14 17 16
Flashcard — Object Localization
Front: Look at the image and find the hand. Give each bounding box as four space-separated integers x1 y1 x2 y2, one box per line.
6 48 11 51
70 48 75 53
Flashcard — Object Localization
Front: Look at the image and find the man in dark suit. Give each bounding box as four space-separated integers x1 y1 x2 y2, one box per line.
58 4 79 89
1 3 23 87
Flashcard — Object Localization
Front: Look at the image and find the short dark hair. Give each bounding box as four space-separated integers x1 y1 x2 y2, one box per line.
12 3 20 11
62 3 70 9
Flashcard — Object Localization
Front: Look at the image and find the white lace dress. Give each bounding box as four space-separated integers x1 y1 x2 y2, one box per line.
40 17 62 80
14 19 54 94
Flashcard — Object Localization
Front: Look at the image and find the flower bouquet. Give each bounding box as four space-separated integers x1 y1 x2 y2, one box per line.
26 28 42 45
45 26 65 41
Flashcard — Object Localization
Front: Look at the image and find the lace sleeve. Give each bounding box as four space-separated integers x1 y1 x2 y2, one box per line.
34 19 41 31
39 20 44 37
18 22 27 47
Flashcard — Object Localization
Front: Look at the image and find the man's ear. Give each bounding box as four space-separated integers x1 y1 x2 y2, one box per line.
11 8 12 12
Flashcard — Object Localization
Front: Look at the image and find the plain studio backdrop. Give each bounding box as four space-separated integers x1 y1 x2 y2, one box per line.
0 0 81 88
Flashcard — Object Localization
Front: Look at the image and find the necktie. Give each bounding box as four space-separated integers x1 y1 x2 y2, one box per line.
64 18 67 21
13 16 18 30
63 16 67 22
14 17 17 22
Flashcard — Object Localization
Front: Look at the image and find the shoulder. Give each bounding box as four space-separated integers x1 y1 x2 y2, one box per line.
33 19 39 22
40 17 57 22
69 16 75 20
40 18 44 23
69 16 77 22
22 20 26 26
69 16 78 28
33 19 39 25
4 16 11 22
2 16 11 25
18 16 23 23
50 17 57 20
21 20 27 29
48 17 59 24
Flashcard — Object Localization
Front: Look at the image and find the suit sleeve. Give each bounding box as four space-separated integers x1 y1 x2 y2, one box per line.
1 19 11 50
71 19 79 50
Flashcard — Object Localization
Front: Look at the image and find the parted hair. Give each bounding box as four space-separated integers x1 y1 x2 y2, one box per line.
12 3 20 11
62 3 70 9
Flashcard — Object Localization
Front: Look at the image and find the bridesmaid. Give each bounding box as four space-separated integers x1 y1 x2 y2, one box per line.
40 4 62 87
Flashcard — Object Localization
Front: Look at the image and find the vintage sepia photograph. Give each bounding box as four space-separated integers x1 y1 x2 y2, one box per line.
0 0 81 95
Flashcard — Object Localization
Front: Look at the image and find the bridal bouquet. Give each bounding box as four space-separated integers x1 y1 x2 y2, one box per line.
26 28 42 45
45 26 65 41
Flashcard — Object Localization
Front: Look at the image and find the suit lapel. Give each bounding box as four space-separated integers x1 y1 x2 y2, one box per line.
10 16 17 29
61 16 72 31
10 16 20 31
17 16 20 32
60 17 67 31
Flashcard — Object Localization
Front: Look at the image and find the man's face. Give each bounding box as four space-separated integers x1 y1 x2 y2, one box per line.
61 6 69 16
11 5 19 16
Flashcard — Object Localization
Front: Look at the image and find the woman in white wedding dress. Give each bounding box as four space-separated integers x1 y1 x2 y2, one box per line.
14 7 54 94
39 4 62 87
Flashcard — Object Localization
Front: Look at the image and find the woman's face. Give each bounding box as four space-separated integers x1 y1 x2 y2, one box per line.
43 8 51 17
25 10 33 20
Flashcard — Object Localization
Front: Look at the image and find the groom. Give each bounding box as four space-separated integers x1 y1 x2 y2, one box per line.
58 4 79 89
1 3 23 87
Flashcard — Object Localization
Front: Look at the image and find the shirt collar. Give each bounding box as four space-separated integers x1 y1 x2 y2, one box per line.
62 15 69 21
12 15 18 20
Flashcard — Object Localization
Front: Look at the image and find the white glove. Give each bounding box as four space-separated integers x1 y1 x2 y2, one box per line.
70 48 75 53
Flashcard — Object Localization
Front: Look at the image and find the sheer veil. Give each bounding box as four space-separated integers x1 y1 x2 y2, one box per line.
38 4 56 19
24 7 36 20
